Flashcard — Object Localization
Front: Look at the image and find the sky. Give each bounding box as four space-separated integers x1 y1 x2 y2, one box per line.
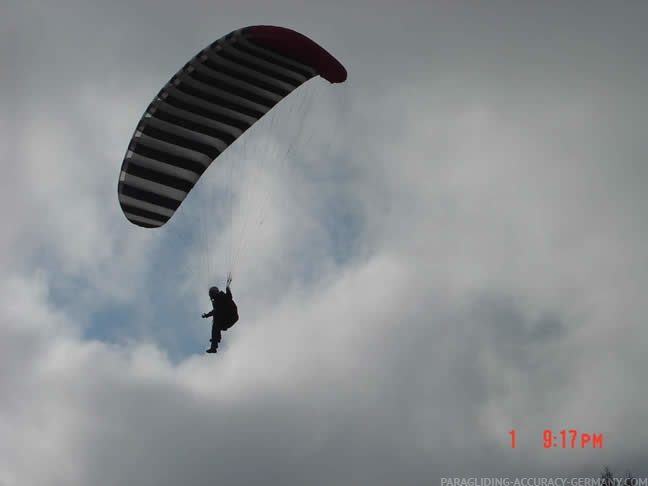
2 0 648 484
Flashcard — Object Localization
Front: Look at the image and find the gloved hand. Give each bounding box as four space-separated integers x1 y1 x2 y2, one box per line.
201 313 208 318
226 272 232 287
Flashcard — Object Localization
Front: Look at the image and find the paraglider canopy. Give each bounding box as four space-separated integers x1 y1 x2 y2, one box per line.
243 26 347 83
117 25 347 229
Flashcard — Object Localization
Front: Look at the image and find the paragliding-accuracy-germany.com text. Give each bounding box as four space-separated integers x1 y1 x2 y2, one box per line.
442 479 648 486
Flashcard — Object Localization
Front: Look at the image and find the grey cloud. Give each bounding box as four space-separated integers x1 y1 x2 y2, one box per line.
2 1 648 484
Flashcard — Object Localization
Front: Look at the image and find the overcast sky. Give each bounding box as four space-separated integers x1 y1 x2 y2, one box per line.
2 1 648 485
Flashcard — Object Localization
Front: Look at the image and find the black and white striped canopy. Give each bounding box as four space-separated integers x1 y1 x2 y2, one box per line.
118 25 347 228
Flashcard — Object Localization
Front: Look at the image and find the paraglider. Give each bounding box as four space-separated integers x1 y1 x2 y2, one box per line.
117 25 346 228
117 25 347 353
201 274 238 353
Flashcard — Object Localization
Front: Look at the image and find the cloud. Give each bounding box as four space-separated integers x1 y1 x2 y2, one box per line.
2 1 648 484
